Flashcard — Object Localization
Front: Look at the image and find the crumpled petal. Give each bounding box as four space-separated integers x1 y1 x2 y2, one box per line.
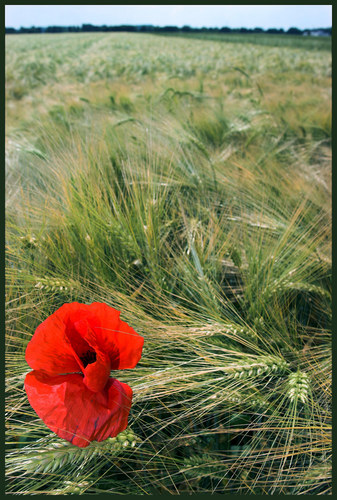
85 302 144 370
70 318 111 393
25 308 82 376
25 371 133 448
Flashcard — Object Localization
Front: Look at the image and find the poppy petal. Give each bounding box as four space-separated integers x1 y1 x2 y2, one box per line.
25 308 82 375
71 318 111 393
85 303 144 370
24 371 133 448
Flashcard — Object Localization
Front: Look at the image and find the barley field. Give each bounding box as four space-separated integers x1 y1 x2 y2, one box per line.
6 32 331 494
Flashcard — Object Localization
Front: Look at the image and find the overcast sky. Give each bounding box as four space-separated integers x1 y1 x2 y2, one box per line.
5 5 332 30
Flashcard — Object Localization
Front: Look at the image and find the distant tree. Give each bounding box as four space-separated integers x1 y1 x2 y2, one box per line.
113 25 137 32
45 26 67 33
287 27 302 35
139 25 149 32
82 24 96 32
162 26 179 32
29 26 42 33
267 28 285 34
7 23 321 38
19 27 33 33
220 27 231 33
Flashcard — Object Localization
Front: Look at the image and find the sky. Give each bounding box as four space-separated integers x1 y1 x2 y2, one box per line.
5 5 332 30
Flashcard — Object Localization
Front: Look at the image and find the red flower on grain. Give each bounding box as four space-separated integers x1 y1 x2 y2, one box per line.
24 302 144 448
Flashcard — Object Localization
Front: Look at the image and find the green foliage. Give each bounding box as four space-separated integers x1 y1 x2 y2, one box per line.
6 31 331 494
157 31 331 51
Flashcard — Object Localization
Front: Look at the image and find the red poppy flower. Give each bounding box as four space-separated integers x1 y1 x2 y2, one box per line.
24 302 144 448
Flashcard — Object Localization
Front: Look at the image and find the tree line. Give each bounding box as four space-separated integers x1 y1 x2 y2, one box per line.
5 24 332 36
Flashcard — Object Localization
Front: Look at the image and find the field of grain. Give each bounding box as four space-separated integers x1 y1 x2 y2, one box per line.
6 32 331 494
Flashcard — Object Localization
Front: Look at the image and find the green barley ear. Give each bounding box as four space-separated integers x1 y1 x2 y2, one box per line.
300 461 331 488
201 322 259 340
185 133 210 159
19 235 39 249
52 480 90 495
229 245 242 268
34 276 79 294
106 219 140 264
6 428 140 475
287 371 310 404
230 355 289 380
270 277 330 300
182 454 225 480
215 389 268 409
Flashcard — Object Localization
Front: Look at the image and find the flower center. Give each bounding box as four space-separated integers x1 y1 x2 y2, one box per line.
80 349 97 368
